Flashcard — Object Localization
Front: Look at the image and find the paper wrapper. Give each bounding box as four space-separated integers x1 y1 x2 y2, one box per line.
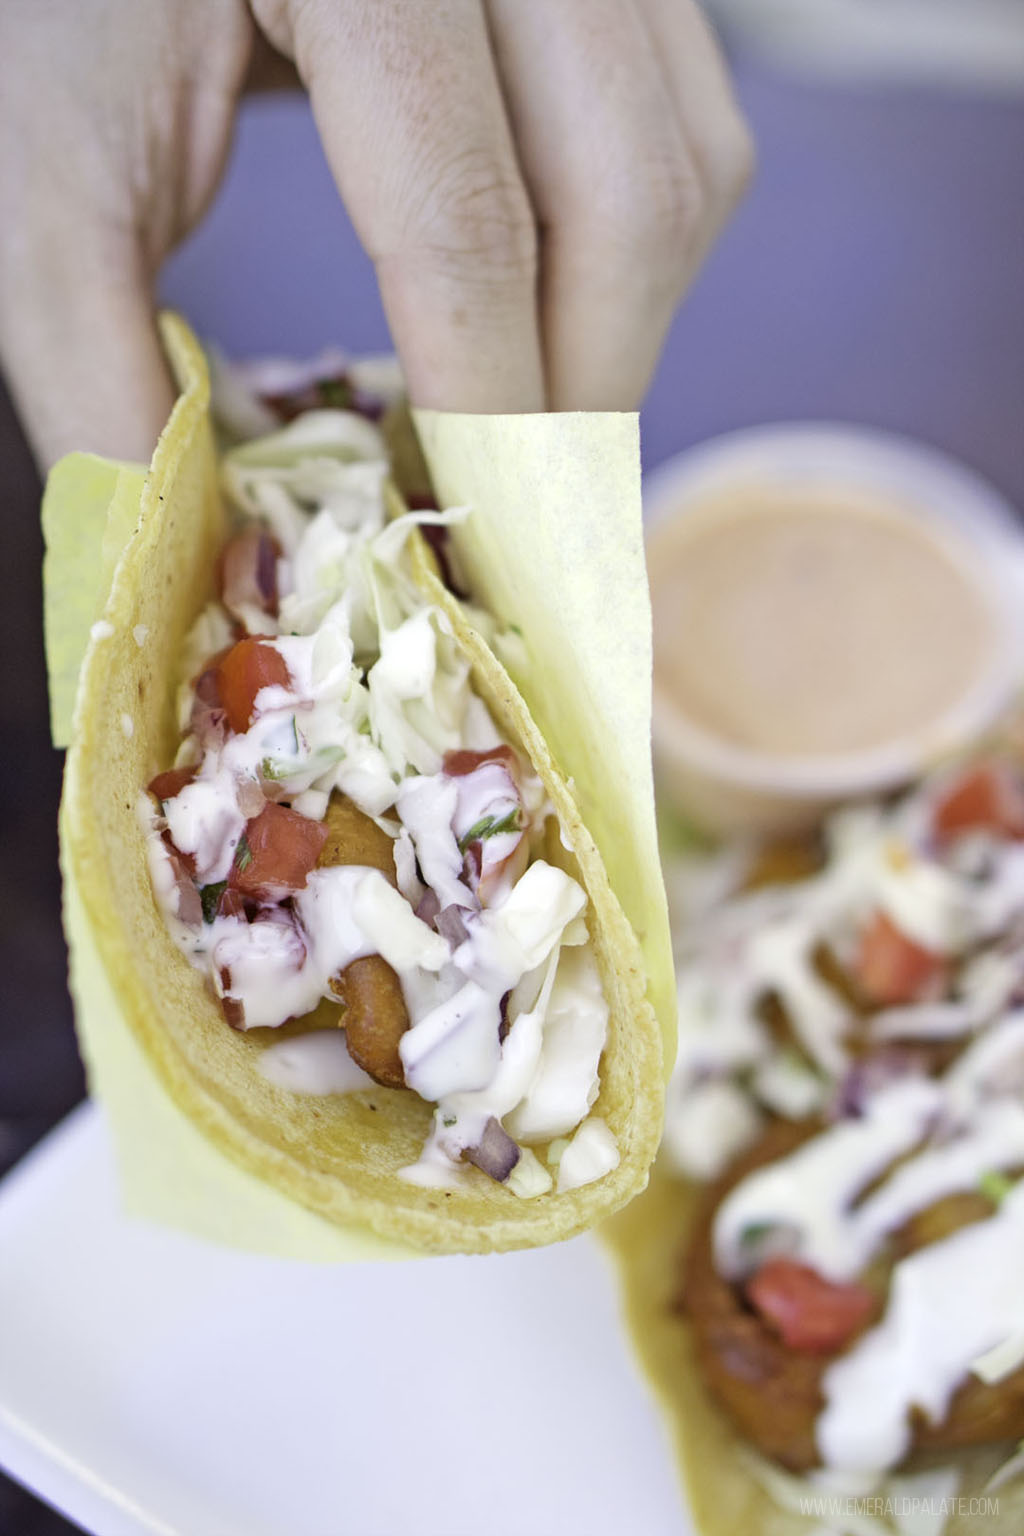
415 411 675 1063
43 315 673 1260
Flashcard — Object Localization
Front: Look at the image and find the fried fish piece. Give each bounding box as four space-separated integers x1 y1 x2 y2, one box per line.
680 1119 1024 1470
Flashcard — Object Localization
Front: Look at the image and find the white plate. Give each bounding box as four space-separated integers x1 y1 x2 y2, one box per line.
0 1104 689 1536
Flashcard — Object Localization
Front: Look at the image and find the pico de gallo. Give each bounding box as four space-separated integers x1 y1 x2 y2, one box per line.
662 752 1024 1488
141 361 617 1198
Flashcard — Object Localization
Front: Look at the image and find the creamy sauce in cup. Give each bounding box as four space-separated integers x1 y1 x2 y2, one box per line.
650 484 998 760
646 437 1024 837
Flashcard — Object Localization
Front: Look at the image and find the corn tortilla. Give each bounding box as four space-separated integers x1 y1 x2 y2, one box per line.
49 313 668 1256
604 1160 1024 1529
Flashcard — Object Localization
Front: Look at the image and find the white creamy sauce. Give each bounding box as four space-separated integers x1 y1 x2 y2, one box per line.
714 1078 945 1281
868 1002 975 1041
749 920 850 1076
818 1183 1024 1472
214 919 320 1027
751 1049 826 1120
662 754 1024 1481
146 405 617 1197
874 855 973 955
164 772 247 884
663 1078 763 1182
256 1030 376 1095
970 1329 1024 1386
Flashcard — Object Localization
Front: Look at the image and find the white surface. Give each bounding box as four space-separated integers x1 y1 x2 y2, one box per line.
0 1104 689 1536
706 0 1024 93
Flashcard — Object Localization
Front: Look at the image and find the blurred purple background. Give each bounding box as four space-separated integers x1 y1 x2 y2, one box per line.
2 51 1022 1533
161 59 1024 501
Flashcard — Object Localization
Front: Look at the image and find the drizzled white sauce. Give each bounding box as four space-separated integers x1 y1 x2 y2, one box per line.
164 771 246 884
147 399 616 1196
659 746 1024 1478
257 1031 375 1095
818 1183 1024 1472
663 1078 762 1182
714 1078 944 1281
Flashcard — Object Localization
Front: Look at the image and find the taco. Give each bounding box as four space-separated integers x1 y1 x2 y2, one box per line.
607 754 1024 1532
49 315 670 1256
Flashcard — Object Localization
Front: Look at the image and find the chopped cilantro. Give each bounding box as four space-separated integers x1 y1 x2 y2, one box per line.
442 1114 457 1128
739 1222 774 1252
317 376 354 410
458 808 520 852
235 834 252 873
200 881 226 924
979 1170 1014 1206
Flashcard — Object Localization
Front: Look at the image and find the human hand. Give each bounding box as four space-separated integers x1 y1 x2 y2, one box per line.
0 0 753 468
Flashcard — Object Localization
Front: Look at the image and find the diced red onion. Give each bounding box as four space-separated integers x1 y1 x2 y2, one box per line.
190 663 228 748
463 1117 521 1183
161 834 202 926
220 529 281 621
463 842 483 885
236 777 267 820
435 904 473 947
217 968 246 1030
415 888 441 926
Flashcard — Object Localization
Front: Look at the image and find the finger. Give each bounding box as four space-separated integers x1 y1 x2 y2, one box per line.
486 0 702 412
0 214 176 470
251 0 545 412
244 29 302 93
637 0 755 274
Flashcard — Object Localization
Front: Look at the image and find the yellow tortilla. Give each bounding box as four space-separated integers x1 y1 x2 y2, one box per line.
45 312 670 1257
604 1166 1024 1532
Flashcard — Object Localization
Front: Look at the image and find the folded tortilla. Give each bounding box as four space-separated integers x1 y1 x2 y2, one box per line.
44 313 673 1257
605 1134 1024 1530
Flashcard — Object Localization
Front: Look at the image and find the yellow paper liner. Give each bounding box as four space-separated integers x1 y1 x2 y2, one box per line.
43 314 670 1258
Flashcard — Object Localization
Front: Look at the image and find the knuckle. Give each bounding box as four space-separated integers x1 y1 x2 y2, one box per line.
710 112 757 208
400 147 538 293
585 151 704 268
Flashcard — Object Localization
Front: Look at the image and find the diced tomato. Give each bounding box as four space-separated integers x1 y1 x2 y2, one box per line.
148 766 196 804
745 1258 875 1354
215 638 291 735
855 910 946 1006
228 802 327 898
443 745 519 779
933 763 1024 845
218 529 281 619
